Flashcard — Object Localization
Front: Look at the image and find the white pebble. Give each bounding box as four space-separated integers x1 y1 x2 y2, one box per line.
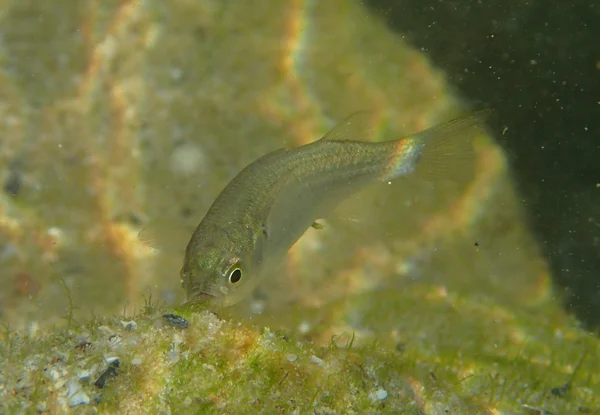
67 379 90 406
120 320 137 330
104 355 119 364
374 388 388 400
68 391 90 407
310 355 324 366
76 370 91 380
131 356 143 365
286 354 297 363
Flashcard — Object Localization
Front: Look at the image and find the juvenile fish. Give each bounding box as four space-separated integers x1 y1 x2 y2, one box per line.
181 111 489 306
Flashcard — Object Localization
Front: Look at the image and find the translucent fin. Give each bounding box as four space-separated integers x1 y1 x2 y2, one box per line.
412 109 492 183
319 111 378 142
137 227 162 253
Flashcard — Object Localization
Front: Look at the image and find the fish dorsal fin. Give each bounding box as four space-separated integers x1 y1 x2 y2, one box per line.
319 111 378 142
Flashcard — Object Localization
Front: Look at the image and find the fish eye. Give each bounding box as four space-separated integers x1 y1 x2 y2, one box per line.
228 265 243 284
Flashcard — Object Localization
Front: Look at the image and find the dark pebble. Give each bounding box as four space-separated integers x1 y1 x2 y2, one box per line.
162 313 189 329
94 359 120 389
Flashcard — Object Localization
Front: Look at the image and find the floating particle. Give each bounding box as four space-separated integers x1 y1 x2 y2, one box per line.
298 321 311 334
170 142 208 177
94 359 119 389
163 313 189 329
250 299 265 315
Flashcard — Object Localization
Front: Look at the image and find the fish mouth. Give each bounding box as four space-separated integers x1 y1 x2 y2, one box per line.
187 289 218 303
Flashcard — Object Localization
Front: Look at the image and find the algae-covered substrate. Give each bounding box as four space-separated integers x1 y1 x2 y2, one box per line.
0 0 599 413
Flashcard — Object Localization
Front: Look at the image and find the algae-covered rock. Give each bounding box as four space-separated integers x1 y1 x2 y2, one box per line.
1 304 599 414
0 0 599 413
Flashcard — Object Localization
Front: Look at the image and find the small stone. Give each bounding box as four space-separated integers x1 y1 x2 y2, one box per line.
77 369 91 380
67 379 90 406
68 391 90 407
286 354 297 363
104 355 119 364
374 388 388 400
168 350 180 363
120 320 137 330
131 356 143 365
94 359 119 389
163 313 189 329
310 355 324 366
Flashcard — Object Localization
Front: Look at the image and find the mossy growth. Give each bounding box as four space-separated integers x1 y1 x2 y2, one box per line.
1 292 599 414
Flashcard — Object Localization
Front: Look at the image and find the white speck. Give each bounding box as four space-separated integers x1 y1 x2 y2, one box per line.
250 300 265 315
310 355 324 366
47 226 63 241
169 67 183 81
286 354 297 363
298 321 311 335
170 143 208 177
131 356 143 365
202 363 216 372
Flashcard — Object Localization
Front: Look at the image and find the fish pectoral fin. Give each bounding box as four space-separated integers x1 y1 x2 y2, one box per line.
311 221 324 230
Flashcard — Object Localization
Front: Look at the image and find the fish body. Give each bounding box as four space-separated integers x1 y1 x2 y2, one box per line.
181 111 488 306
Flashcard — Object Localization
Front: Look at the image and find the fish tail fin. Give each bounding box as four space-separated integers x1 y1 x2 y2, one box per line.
386 109 491 183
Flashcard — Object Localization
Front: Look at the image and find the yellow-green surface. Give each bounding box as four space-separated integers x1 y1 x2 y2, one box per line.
0 0 598 413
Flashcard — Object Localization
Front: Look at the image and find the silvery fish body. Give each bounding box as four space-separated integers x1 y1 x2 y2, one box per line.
180 111 489 306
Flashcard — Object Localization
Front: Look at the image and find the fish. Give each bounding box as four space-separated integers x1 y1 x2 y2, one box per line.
180 110 490 307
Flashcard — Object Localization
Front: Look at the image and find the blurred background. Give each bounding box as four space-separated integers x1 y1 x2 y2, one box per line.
0 0 596 334
365 0 600 330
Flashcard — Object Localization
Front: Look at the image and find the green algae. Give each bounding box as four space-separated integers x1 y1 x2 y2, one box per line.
1 298 599 414
0 0 599 413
